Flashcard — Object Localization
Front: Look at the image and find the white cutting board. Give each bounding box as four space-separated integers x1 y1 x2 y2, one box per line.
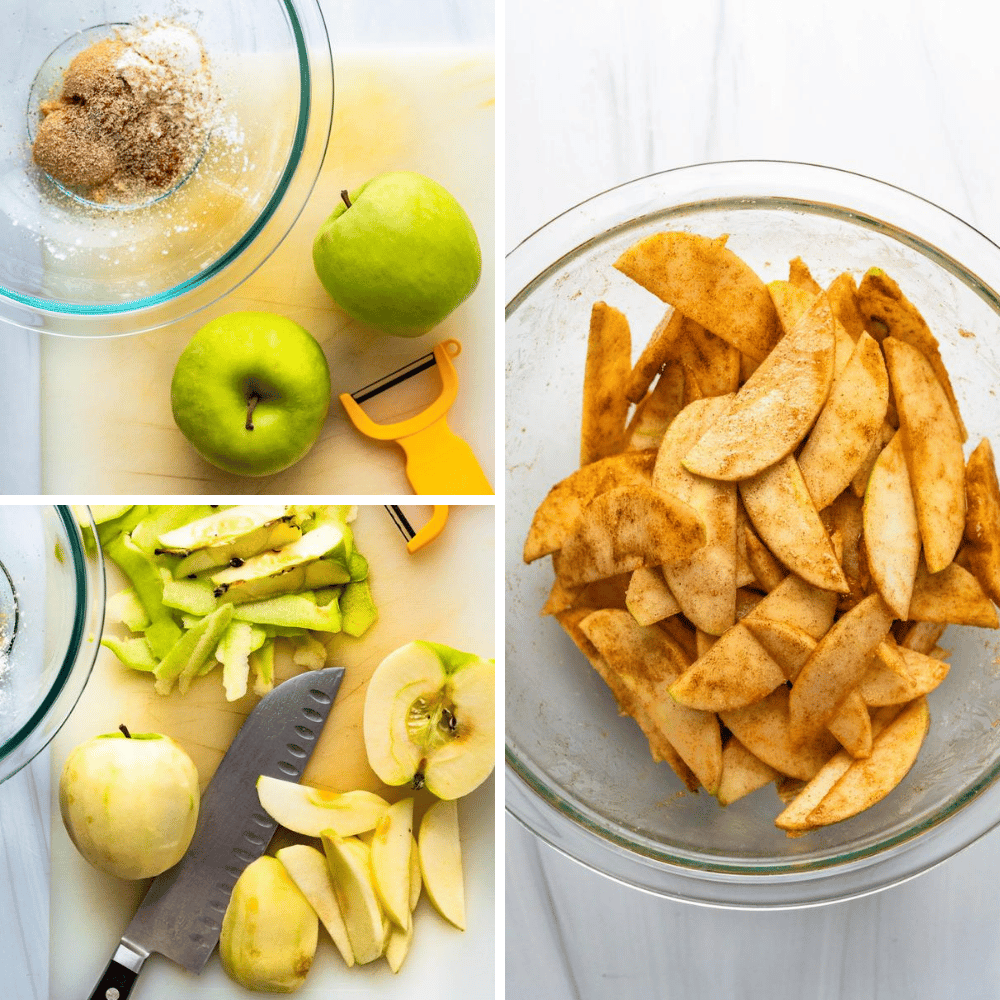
39 50 495 494
49 504 495 998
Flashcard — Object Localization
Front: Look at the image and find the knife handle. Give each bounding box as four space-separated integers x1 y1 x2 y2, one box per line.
88 943 146 1000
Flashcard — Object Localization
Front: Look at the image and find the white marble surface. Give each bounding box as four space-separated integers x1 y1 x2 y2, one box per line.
506 0 1000 996
0 3 493 999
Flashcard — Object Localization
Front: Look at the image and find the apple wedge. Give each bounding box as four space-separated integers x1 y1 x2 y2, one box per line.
859 644 949 706
626 306 684 403
883 336 966 573
742 617 816 682
742 524 786 592
613 231 781 361
418 799 465 931
557 483 706 587
363 641 495 800
907 561 999 629
789 593 895 744
667 623 786 712
716 738 780 806
826 690 872 758
556 608 699 791
798 331 889 510
681 293 836 481
579 609 722 792
523 450 657 563
964 438 1000 607
321 833 387 964
719 686 840 781
581 301 632 465
653 396 738 634
742 573 839 642
256 776 389 838
862 430 921 619
625 362 685 451
740 455 849 593
625 567 680 626
385 837 422 973
673 317 741 397
804 696 930 827
276 843 355 967
370 797 414 932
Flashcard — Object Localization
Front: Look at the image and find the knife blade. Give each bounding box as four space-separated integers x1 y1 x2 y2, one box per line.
86 665 345 1000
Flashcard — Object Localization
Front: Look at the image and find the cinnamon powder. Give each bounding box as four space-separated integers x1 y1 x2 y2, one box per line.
32 23 215 205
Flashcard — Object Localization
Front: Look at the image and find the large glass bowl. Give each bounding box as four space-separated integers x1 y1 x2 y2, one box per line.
0 506 105 783
0 0 332 336
506 161 1000 907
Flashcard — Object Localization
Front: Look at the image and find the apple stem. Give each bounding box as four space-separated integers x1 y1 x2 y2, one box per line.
119 724 131 739
245 392 260 431
340 189 352 210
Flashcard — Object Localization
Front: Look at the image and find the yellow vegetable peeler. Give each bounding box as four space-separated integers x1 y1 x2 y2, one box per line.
384 504 450 553
340 339 493 496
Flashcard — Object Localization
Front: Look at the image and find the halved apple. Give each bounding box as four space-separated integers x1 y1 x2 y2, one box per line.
256 776 389 837
321 832 386 964
370 797 414 931
275 843 354 967
418 798 465 931
363 641 494 800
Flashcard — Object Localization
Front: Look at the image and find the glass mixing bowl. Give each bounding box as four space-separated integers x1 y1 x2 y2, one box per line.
0 1 332 336
506 161 1000 907
0 506 105 783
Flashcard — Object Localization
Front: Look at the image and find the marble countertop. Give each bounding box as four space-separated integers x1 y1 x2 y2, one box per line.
0 4 492 999
506 0 1000 996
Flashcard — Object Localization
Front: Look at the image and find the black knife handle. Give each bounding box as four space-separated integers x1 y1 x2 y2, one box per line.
88 954 142 1000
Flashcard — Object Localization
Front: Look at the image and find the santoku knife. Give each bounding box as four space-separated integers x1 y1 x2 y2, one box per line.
86 665 345 1000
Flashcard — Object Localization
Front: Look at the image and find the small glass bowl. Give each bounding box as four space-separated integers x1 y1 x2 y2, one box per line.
0 506 105 783
506 161 1000 907
0 0 333 336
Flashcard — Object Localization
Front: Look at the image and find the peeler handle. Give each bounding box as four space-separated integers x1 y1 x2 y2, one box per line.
399 418 493 495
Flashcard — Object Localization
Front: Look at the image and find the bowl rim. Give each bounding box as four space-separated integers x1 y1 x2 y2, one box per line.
0 506 105 784
0 0 335 337
505 158 1000 907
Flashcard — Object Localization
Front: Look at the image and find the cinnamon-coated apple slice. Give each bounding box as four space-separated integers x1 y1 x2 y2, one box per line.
363 641 494 800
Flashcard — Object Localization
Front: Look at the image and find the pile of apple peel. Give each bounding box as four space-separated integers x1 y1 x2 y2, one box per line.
95 504 377 700
525 231 1000 834
220 639 494 986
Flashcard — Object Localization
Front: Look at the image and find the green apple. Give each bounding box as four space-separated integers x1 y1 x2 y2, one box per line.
58 728 199 880
170 311 331 476
312 172 481 337
363 641 495 800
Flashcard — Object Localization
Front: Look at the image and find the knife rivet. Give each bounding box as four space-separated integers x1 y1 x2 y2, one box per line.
106 990 120 1000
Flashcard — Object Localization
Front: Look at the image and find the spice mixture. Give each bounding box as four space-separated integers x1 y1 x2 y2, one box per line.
32 22 215 205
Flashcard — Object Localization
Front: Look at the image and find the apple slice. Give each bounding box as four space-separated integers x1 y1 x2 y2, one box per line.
613 231 781 361
804 696 930 827
371 798 414 932
384 841 422 974
667 623 786 712
653 396 738 635
797 331 889 510
625 567 681 626
883 337 966 573
557 483 706 586
826 690 872 758
862 430 920 619
321 832 386 964
363 641 494 800
257 776 389 837
908 561 1000 628
626 307 683 403
716 738 780 807
740 455 848 594
681 293 836 481
581 301 631 464
625 362 685 451
789 593 895 744
276 843 354 967
742 617 816 682
579 609 722 792
964 438 1000 607
418 799 465 931
719 686 839 781
742 523 786 592
859 644 948 706
742 573 838 641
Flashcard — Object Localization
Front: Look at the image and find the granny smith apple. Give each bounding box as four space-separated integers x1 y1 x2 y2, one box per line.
312 172 481 337
171 311 331 476
59 727 200 880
